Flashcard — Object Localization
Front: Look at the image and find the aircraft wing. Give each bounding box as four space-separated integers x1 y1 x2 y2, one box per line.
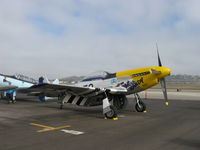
26 83 128 97
26 83 102 97
0 85 18 92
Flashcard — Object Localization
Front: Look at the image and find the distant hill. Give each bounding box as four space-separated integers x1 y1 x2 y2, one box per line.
166 74 200 85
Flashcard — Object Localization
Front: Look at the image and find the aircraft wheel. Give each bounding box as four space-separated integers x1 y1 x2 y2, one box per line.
113 95 127 110
105 106 117 119
119 95 128 109
135 101 146 112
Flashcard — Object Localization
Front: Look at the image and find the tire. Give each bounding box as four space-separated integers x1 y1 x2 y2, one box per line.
135 101 146 112
105 106 117 119
113 95 128 110
119 95 128 109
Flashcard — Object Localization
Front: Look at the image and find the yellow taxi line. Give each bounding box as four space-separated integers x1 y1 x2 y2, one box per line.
30 123 70 132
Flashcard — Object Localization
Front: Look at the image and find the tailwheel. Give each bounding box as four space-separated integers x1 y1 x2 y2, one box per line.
104 106 118 119
135 101 146 112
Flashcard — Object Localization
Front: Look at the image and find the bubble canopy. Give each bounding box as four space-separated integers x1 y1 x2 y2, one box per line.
81 71 116 82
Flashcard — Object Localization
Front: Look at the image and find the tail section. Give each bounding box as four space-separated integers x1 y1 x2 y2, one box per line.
38 77 44 84
37 76 59 102
39 76 59 84
38 77 46 102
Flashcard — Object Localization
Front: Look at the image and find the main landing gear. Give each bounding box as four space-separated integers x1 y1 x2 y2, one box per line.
111 93 146 113
58 93 66 110
104 105 118 119
103 96 118 120
103 93 146 120
134 93 146 112
112 95 128 110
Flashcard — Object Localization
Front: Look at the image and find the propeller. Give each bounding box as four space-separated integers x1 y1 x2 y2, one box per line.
156 44 169 106
160 78 169 106
156 43 162 67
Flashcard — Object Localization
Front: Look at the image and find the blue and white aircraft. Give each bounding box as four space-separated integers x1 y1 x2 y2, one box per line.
0 73 57 101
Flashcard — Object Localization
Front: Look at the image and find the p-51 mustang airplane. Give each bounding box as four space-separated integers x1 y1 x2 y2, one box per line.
27 50 171 119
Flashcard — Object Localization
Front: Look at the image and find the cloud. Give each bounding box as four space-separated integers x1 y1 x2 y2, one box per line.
0 0 200 78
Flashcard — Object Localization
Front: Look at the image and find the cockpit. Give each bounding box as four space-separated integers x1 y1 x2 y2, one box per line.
81 71 116 82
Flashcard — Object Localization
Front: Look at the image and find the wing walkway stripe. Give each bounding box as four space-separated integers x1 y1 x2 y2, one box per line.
72 96 80 104
68 95 76 103
63 94 72 103
76 97 84 105
80 98 87 106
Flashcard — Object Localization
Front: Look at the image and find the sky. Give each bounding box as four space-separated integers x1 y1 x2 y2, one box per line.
0 0 200 79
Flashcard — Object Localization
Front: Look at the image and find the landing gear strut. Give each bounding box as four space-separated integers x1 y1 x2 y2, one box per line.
134 93 146 112
58 93 66 109
104 105 117 119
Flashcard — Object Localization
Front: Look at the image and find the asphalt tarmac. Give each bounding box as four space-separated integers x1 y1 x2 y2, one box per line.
0 97 200 150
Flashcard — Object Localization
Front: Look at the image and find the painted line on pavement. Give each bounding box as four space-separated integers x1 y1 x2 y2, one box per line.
61 129 85 135
30 123 70 132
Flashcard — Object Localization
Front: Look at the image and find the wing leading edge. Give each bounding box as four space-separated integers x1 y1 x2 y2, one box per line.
27 83 100 97
27 83 128 98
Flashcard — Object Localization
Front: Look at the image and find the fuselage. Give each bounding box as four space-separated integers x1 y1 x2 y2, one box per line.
77 66 171 95
0 74 35 88
0 74 37 88
0 74 36 99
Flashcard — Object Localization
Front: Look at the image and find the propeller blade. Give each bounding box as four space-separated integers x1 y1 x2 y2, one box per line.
160 78 169 106
156 44 162 67
156 45 169 105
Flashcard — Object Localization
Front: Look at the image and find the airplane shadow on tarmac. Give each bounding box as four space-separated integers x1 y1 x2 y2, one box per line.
35 102 140 120
170 138 200 149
